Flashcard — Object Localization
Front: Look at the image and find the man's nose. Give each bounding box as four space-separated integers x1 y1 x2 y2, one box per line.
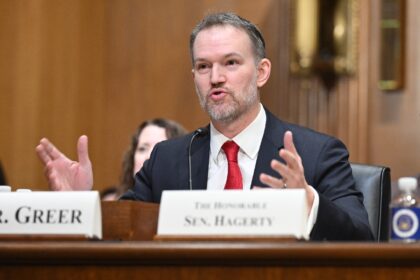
210 64 226 85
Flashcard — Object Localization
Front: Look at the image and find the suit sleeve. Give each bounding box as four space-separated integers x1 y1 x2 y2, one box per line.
309 138 374 241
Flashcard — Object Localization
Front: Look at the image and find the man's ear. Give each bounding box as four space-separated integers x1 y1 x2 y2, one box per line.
256 58 271 88
191 69 195 79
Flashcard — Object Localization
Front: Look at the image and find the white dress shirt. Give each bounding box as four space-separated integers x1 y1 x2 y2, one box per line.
206 103 319 236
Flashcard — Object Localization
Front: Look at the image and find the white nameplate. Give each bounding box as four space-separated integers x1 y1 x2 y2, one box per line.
0 191 102 239
157 189 308 240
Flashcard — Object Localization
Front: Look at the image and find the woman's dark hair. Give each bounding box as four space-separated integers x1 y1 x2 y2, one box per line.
117 118 187 196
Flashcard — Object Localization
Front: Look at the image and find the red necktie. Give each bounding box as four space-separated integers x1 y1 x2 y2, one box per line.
222 141 243 189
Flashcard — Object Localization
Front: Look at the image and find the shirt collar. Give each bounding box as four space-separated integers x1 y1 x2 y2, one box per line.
210 103 266 162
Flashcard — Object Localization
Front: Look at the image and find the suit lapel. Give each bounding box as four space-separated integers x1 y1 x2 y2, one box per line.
181 110 286 190
251 110 286 188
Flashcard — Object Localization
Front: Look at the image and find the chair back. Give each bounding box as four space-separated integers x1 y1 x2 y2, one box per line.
351 163 391 241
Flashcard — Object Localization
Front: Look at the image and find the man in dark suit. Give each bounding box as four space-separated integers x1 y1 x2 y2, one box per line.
36 12 373 240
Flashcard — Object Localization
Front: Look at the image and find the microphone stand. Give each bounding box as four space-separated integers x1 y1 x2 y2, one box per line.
188 128 207 190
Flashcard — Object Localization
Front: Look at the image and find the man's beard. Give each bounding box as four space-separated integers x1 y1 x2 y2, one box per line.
195 79 259 123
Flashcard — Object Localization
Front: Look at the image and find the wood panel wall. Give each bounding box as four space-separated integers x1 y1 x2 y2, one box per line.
264 0 420 182
263 0 370 163
368 0 420 181
0 0 280 191
0 0 418 191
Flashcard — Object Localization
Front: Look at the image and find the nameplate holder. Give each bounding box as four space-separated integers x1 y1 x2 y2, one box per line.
156 189 308 241
0 191 102 239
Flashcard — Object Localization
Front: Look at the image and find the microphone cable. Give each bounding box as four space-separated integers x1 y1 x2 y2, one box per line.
188 127 208 190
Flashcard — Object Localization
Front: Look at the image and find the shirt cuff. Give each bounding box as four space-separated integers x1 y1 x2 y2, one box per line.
305 185 319 238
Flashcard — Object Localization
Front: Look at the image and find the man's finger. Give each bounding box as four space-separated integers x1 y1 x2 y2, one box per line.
278 149 299 171
35 144 51 164
260 173 285 189
77 135 90 167
284 131 298 156
40 138 62 160
271 159 294 181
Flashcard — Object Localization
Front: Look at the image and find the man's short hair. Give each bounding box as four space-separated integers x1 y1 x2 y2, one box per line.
189 12 266 64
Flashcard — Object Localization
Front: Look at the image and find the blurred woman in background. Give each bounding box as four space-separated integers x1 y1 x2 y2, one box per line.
114 118 187 198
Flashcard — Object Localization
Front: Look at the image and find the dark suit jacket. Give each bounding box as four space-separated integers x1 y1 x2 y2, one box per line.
121 109 374 241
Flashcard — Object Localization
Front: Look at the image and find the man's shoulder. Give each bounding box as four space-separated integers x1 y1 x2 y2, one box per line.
163 133 192 145
265 109 342 145
155 133 191 151
282 121 333 140
155 127 210 150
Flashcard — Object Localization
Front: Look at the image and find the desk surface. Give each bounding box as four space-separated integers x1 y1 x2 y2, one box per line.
0 241 419 280
0 202 414 279
0 241 418 265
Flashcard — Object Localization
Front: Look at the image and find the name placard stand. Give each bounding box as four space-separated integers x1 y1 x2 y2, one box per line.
155 189 309 242
0 233 91 241
153 234 298 242
0 191 102 240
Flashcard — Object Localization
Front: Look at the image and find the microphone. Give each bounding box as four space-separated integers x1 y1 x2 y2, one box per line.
188 127 208 190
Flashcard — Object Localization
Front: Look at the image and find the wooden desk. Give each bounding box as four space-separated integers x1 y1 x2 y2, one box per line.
0 241 419 280
0 201 416 279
